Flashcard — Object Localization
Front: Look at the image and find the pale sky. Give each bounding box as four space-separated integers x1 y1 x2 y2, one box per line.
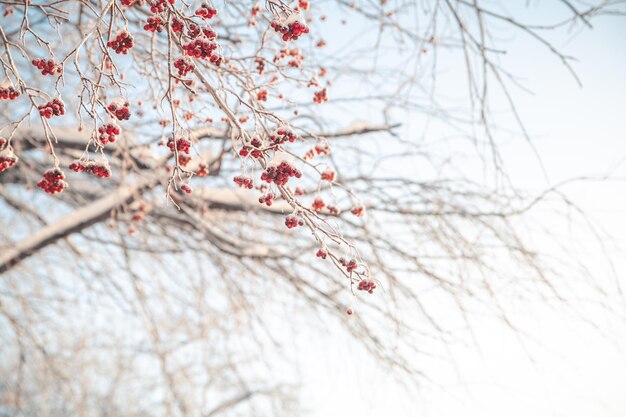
298 8 626 417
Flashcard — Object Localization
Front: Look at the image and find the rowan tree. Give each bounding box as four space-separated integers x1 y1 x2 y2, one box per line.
0 1 624 416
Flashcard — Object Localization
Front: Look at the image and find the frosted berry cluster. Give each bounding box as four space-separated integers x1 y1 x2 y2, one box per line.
269 126 297 147
312 197 325 212
38 98 65 119
107 30 134 54
340 257 358 273
239 137 263 158
258 192 274 206
195 162 209 176
187 23 217 40
271 15 309 41
0 148 18 172
351 204 365 217
316 249 327 259
233 175 254 189
183 37 222 65
261 161 302 186
320 167 335 182
167 137 191 154
195 3 217 19
69 160 111 178
149 0 174 14
32 59 62 76
97 122 120 145
315 142 331 156
174 58 195 76
313 88 328 104
0 85 20 100
144 15 165 32
37 168 67 194
357 280 376 293
107 100 131 120
285 214 304 229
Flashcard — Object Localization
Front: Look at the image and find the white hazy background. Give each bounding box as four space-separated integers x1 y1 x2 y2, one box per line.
297 7 626 417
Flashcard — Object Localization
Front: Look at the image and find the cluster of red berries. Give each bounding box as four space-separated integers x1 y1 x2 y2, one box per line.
174 58 195 76
233 175 254 189
271 17 309 41
274 47 303 68
305 141 331 160
130 200 150 222
261 161 302 186
313 88 328 104
144 15 165 32
69 160 111 178
357 280 376 293
0 148 18 172
239 137 263 158
178 154 191 166
315 142 331 155
166 137 191 154
37 168 67 194
107 31 134 54
195 162 209 176
187 23 217 40
38 98 65 119
285 214 304 229
32 59 62 76
316 249 327 259
258 192 274 206
351 204 365 217
171 17 184 33
269 126 297 147
255 57 265 74
0 85 20 100
340 257 358 273
149 0 174 14
321 167 335 182
257 90 268 101
107 101 131 120
195 3 217 19
312 197 325 212
121 0 136 6
328 205 341 215
298 0 310 10
181 184 192 194
183 37 222 65
97 122 120 145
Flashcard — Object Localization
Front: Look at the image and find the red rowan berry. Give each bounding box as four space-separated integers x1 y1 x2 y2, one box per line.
32 59 62 76
37 168 67 194
38 98 65 119
312 197 325 212
97 122 120 145
0 148 18 172
0 84 19 100
107 30 134 54
167 137 191 154
233 175 254 189
321 167 335 182
144 15 165 32
195 3 217 19
107 100 131 120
